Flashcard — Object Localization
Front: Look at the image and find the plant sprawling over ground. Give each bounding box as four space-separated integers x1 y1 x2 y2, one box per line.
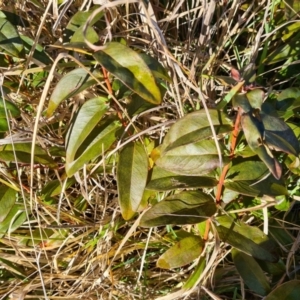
0 0 300 299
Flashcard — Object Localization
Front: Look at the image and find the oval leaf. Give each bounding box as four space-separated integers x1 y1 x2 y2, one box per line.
232 248 270 296
0 204 26 238
0 17 23 57
66 117 121 176
138 53 172 82
157 236 204 269
0 186 16 222
140 190 217 227
0 143 56 167
264 280 300 300
117 141 149 220
66 97 108 163
161 109 232 152
93 42 161 105
147 166 217 191
216 216 279 262
261 112 300 156
241 112 282 179
225 160 288 197
156 140 229 176
47 68 102 117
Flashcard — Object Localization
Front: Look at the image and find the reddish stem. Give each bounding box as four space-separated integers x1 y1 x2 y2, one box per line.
215 108 241 204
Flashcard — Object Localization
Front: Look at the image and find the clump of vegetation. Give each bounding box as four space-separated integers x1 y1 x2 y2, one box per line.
0 0 300 299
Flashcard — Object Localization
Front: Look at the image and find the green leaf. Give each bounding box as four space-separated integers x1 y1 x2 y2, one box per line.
263 32 300 65
117 142 149 220
41 178 76 199
261 112 300 156
232 93 252 113
225 179 288 197
0 98 20 118
246 89 265 110
241 112 282 179
0 10 30 27
216 215 279 262
65 8 104 41
0 186 16 222
0 204 26 238
140 191 217 227
93 42 162 105
225 160 288 197
0 17 23 57
138 53 172 82
156 140 229 176
277 87 300 111
66 116 121 177
20 35 52 65
157 235 204 269
264 280 300 300
147 166 217 191
183 257 206 289
70 25 99 44
226 159 269 181
0 143 56 167
232 248 270 296
66 97 108 164
161 109 232 152
0 97 20 132
0 118 9 132
47 68 103 117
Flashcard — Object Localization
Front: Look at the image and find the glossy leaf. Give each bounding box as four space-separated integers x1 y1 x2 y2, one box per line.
264 280 300 300
117 142 149 220
246 89 264 110
232 93 252 112
226 159 269 181
140 191 216 227
160 109 232 152
225 160 288 197
157 235 204 269
47 68 103 117
156 140 229 176
0 204 26 238
241 112 282 179
66 117 121 176
224 178 288 197
0 17 23 57
93 42 162 105
146 166 217 191
138 53 172 82
261 112 300 156
0 143 56 167
0 186 16 222
216 215 279 262
66 97 108 165
232 248 270 296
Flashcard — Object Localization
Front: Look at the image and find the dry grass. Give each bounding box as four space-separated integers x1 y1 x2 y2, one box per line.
0 0 299 299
